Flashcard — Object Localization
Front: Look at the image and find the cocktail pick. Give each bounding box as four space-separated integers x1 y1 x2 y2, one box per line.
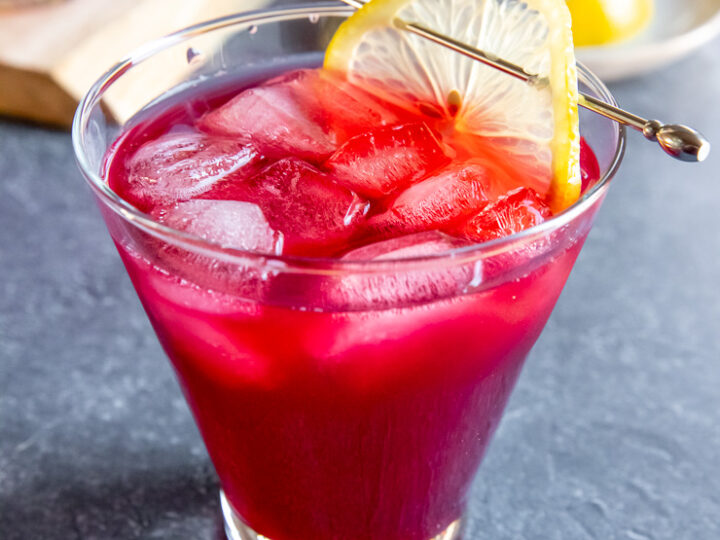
335 0 710 162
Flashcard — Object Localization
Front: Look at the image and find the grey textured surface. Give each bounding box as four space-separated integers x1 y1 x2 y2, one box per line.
1 34 719 540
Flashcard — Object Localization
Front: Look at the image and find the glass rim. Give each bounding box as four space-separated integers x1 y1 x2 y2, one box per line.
72 2 626 274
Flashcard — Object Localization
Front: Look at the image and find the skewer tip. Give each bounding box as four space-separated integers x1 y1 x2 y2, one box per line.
645 122 711 163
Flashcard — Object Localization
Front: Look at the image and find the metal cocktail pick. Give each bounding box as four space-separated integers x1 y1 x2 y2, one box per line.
336 0 710 162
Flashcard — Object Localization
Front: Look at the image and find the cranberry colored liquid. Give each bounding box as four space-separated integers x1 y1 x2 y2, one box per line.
106 67 601 540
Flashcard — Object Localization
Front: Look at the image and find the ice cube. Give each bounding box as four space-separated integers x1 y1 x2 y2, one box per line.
198 80 336 162
325 122 450 198
343 230 467 261
159 199 281 253
308 69 407 141
264 69 406 140
316 231 475 310
198 69 405 163
119 132 262 211
238 158 369 256
150 200 281 297
367 160 501 236
458 187 551 242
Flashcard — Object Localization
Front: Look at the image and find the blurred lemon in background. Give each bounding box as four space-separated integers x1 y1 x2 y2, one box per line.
567 0 653 46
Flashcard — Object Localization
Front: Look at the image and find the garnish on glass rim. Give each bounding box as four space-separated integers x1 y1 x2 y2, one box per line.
332 0 709 169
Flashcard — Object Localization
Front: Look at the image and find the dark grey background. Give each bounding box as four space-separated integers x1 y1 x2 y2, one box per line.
1 20 719 540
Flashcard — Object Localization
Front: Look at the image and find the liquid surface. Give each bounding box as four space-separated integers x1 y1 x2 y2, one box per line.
108 68 600 259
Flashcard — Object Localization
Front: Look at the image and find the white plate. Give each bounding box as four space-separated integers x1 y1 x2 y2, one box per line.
576 0 720 81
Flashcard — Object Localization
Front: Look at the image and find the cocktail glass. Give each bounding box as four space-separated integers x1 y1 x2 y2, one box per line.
72 5 625 540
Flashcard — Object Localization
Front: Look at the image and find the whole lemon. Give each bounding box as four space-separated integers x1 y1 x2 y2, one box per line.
567 0 653 47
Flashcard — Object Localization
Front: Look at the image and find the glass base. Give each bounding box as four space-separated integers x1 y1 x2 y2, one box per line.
220 490 464 540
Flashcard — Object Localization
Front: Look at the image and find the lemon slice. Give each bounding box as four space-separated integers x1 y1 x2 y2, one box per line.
325 0 581 212
567 0 653 47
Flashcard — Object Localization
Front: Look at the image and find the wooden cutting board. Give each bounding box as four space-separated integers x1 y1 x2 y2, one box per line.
0 0 270 127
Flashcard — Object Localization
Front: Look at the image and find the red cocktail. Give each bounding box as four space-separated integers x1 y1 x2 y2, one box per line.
73 6 623 540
